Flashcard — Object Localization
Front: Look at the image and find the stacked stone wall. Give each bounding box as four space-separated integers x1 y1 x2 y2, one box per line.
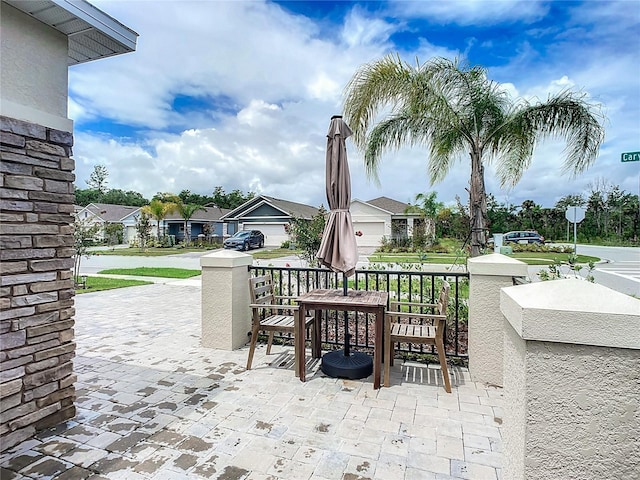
0 115 76 451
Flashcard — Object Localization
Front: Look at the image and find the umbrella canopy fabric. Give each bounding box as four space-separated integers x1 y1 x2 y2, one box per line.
317 116 358 277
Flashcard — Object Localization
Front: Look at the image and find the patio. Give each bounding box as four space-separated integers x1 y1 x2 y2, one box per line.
0 281 503 480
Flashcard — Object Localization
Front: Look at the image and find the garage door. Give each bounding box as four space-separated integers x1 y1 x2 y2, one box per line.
243 223 288 247
353 221 385 247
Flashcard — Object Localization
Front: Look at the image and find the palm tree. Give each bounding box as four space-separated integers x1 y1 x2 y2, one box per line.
405 191 444 245
142 199 177 240
175 203 205 246
343 55 605 256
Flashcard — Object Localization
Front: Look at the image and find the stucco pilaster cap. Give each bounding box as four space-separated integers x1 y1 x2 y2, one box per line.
501 279 640 349
467 253 528 277
200 250 253 268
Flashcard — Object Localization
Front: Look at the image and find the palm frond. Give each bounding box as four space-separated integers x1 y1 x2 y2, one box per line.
496 91 605 186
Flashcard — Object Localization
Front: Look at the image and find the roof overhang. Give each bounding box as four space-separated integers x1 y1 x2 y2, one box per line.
4 0 138 65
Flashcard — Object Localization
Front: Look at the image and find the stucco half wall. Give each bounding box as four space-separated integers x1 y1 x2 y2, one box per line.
500 279 640 480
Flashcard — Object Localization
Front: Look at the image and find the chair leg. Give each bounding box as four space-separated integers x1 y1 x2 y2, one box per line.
309 323 318 358
266 331 274 355
436 338 452 393
246 324 260 370
384 326 391 387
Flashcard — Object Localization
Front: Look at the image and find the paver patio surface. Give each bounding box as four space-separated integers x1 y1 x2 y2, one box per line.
1 282 503 479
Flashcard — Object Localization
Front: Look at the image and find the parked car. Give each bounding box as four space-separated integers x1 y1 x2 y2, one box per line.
503 231 545 245
223 230 264 250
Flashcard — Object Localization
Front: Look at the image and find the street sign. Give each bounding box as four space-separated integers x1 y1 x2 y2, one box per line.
621 151 640 162
565 206 586 223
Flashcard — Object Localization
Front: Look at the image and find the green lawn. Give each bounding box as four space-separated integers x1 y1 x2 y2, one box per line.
93 246 219 256
367 252 600 266
252 248 301 259
75 276 152 294
97 267 201 278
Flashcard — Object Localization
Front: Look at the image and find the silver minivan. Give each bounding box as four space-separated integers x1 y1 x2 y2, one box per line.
504 231 545 244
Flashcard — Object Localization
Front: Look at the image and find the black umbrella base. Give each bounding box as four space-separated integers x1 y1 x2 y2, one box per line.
321 350 373 380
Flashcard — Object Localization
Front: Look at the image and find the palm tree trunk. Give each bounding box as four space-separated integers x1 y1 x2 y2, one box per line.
469 150 487 257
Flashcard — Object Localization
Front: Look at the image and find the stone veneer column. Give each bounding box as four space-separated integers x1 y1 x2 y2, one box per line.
467 253 528 386
500 279 640 480
200 250 253 350
0 116 76 451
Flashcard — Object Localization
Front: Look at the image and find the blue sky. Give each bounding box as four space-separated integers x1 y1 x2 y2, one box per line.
70 0 640 209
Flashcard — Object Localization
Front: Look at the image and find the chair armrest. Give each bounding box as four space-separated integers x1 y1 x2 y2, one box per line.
249 303 299 312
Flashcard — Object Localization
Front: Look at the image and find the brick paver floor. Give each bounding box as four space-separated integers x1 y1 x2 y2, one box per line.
1 281 503 479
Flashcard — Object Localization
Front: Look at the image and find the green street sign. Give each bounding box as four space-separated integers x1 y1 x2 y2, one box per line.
621 151 640 162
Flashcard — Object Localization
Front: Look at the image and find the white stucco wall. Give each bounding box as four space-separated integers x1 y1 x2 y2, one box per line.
467 254 528 386
200 251 253 350
501 279 640 480
0 3 71 131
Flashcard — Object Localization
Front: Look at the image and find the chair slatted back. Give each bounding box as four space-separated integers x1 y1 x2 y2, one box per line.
250 274 275 305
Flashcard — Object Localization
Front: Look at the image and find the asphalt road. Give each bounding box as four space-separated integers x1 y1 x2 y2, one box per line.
575 244 640 297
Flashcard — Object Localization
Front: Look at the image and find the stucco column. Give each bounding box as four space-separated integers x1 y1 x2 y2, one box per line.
200 250 253 350
467 254 528 386
500 279 640 480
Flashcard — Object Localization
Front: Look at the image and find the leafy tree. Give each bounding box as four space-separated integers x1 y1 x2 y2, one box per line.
519 200 542 230
405 191 443 245
74 188 102 206
343 55 605 256
134 211 153 251
178 189 212 206
286 206 327 266
103 223 124 247
486 194 518 234
211 186 255 209
142 199 177 240
73 217 100 285
86 164 109 194
174 202 206 246
101 189 149 206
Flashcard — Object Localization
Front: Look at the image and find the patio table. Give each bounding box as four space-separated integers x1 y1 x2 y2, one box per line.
295 289 389 389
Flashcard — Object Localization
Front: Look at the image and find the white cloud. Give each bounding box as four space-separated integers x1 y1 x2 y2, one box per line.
69 0 638 212
389 0 550 26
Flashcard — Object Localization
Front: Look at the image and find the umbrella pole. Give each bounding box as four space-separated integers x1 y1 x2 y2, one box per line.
343 272 348 296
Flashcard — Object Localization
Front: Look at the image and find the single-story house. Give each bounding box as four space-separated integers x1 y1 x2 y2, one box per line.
164 206 230 242
221 195 320 247
75 203 141 244
350 196 425 247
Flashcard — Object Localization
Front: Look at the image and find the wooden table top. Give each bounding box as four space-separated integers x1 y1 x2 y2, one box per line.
297 289 388 308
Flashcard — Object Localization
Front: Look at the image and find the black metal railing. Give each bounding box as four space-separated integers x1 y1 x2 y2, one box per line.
249 265 469 359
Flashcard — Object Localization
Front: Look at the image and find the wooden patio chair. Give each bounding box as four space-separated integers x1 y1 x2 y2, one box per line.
384 281 452 393
246 274 315 375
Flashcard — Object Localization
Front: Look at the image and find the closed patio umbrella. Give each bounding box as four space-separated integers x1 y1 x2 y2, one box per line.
317 115 372 380
316 115 358 284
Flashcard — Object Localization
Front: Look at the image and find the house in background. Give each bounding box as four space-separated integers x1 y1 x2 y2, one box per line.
75 203 141 244
350 196 424 247
221 195 320 247
165 206 230 243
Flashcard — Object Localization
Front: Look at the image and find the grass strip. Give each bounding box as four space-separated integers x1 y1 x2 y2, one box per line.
252 248 301 259
75 276 152 294
93 247 218 256
97 267 201 278
367 252 600 266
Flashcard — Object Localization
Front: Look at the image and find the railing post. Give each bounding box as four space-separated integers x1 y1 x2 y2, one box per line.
500 279 640 480
200 250 253 350
467 253 528 386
